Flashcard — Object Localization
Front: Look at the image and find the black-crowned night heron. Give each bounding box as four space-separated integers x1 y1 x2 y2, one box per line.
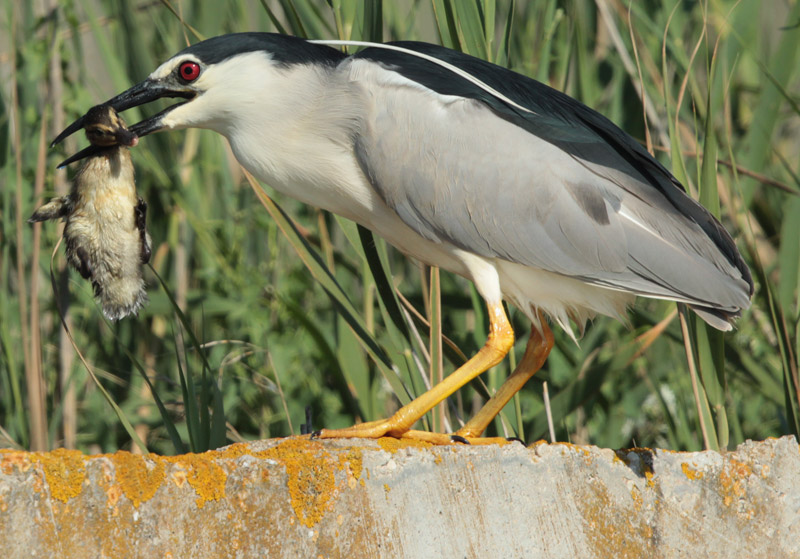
53 33 753 444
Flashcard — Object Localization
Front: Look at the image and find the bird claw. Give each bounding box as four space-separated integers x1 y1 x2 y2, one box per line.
299 406 314 435
135 198 152 264
75 246 94 280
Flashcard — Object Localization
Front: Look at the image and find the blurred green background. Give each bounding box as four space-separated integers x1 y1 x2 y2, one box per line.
1 0 798 455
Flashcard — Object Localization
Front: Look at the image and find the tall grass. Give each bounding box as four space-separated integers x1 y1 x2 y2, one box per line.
1 0 797 454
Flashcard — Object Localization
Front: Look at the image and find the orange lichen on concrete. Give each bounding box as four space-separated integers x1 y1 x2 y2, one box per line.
719 458 753 508
105 483 123 511
630 485 643 511
576 478 655 559
213 442 250 461
109 451 166 508
376 437 431 454
255 438 364 529
337 448 363 481
31 448 86 503
171 468 188 488
681 462 704 481
6 447 213 510
554 442 593 459
163 453 227 509
0 450 33 475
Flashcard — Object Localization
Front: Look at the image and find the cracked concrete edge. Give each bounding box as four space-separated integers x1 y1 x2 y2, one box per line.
0 436 798 559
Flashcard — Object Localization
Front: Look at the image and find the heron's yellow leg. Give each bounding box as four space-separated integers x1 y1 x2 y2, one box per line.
397 429 511 445
316 301 514 440
395 320 553 445
455 317 553 439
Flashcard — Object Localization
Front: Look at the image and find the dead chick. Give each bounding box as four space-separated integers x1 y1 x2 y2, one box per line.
30 104 151 321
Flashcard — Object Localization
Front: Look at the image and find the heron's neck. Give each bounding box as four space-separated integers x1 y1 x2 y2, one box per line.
222 67 372 219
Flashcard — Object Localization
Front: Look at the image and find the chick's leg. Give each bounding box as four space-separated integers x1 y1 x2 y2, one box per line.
135 198 151 264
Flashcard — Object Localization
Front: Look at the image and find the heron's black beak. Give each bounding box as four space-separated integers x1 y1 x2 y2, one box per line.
51 79 195 167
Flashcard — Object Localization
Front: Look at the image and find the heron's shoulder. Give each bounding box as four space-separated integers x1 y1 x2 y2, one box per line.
349 41 549 110
347 42 662 168
348 42 585 118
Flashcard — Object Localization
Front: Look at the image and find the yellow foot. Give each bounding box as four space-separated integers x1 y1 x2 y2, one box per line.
313 418 407 440
314 423 519 446
400 430 518 446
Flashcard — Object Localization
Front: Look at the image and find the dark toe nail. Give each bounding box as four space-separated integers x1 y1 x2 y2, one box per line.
310 430 322 439
302 405 313 434
450 435 470 444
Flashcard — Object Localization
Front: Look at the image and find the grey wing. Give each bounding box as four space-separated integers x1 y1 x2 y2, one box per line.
351 61 751 317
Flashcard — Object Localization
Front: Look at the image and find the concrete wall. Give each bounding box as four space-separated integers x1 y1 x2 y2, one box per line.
1 436 798 558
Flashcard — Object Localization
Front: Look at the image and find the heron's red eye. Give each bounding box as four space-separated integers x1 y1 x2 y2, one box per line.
178 61 201 82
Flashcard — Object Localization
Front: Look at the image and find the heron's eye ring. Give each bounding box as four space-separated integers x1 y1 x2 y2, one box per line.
178 61 201 83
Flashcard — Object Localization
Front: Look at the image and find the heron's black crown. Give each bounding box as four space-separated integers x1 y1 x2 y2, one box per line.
176 32 345 68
